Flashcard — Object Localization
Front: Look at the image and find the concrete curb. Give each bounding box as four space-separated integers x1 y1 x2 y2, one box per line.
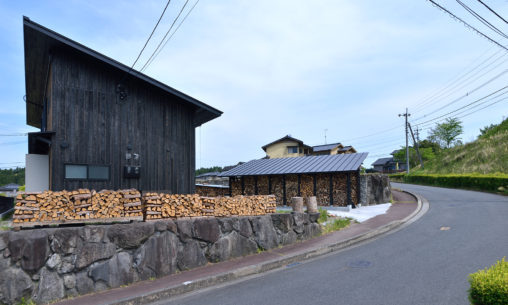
109 191 429 305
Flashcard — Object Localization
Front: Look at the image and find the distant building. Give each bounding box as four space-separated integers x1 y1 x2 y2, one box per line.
0 183 20 197
195 172 228 186
262 136 356 159
311 143 357 155
262 135 312 159
371 150 407 173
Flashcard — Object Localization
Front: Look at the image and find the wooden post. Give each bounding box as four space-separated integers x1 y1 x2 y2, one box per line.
254 176 258 195
297 174 301 197
329 173 333 206
347 172 353 207
313 174 317 196
268 176 272 194
241 176 245 195
356 169 361 206
283 175 287 206
291 197 304 213
228 177 232 197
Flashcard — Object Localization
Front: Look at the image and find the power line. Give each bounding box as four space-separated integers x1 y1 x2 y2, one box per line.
476 0 508 24
412 53 508 114
427 0 508 51
142 0 201 71
456 0 508 39
129 0 172 72
411 47 503 112
139 0 191 72
412 70 508 122
415 85 508 126
339 124 404 143
418 90 508 128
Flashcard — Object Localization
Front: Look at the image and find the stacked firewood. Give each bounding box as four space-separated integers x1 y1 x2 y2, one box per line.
71 189 93 219
92 190 124 218
201 196 215 216
143 193 203 219
13 189 144 224
143 192 164 220
120 189 143 217
13 193 39 223
200 195 276 217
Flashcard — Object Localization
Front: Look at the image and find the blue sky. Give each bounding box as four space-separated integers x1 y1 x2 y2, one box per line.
0 0 507 170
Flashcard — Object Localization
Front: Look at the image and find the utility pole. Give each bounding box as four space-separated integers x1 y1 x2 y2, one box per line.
408 123 424 169
398 108 410 174
324 129 328 144
415 125 421 143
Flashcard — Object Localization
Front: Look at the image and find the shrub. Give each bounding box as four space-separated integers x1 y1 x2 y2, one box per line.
318 208 328 224
468 257 508 305
388 173 508 192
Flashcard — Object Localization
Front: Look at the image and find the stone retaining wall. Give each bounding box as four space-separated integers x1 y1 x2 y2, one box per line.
359 174 392 205
0 213 321 304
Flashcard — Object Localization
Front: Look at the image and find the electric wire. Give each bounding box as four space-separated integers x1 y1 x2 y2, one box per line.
142 0 200 71
129 0 172 71
411 47 502 113
412 70 508 122
427 0 508 51
417 90 508 129
476 0 508 24
412 51 507 113
456 0 508 39
139 0 191 72
414 85 508 126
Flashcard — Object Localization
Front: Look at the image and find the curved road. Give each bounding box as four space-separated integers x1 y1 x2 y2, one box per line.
156 183 508 305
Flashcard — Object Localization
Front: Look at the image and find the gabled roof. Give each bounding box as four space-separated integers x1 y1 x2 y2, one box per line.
261 135 310 151
219 153 368 177
196 172 221 178
0 183 20 191
339 146 356 152
23 17 222 128
312 142 342 152
372 157 394 166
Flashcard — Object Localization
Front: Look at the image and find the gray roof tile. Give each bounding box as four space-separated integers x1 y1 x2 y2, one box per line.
219 153 368 177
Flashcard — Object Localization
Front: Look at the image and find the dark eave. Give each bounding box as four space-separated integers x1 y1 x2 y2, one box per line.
23 16 222 128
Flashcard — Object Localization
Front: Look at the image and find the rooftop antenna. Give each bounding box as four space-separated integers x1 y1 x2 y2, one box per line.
324 129 328 144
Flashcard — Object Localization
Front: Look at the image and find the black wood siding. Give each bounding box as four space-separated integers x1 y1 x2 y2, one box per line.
48 50 195 193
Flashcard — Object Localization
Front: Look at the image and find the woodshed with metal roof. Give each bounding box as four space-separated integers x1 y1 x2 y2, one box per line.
219 153 368 206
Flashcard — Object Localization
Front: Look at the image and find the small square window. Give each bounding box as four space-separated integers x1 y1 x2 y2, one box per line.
288 146 298 154
89 166 109 180
65 165 87 179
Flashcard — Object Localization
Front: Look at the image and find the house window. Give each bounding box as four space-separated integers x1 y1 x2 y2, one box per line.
287 146 298 154
89 166 109 180
65 164 110 180
65 165 87 179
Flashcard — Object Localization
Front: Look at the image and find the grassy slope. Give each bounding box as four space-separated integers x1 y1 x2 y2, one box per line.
418 119 508 175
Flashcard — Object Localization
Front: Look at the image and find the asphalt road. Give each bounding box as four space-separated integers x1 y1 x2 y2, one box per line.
155 183 508 305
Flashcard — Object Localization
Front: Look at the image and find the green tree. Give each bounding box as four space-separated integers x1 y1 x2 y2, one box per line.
418 139 441 154
428 117 464 148
195 166 223 176
479 123 497 138
0 167 25 186
393 146 436 168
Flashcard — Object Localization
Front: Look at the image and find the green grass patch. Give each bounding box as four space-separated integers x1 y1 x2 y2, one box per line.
468 257 508 305
322 217 351 234
318 208 328 224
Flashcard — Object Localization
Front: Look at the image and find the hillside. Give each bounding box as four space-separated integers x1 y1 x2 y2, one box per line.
418 118 508 174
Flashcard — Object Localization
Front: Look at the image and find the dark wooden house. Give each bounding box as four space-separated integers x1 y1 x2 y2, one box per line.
23 17 222 193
